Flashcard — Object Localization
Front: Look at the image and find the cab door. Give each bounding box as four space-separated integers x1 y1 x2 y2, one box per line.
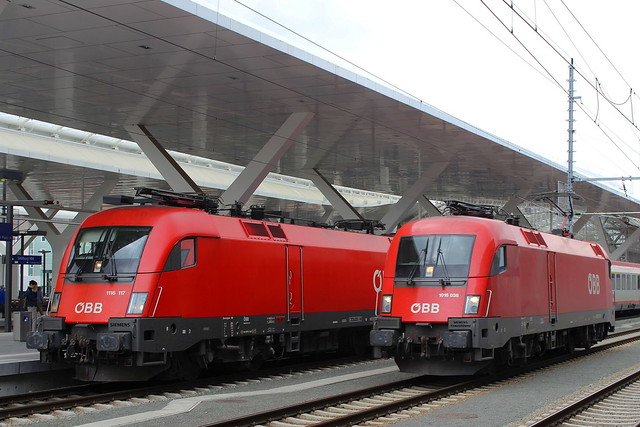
286 245 303 323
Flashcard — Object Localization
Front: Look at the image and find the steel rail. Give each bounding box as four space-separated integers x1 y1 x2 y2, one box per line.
204 330 640 427
529 368 640 426
0 355 368 421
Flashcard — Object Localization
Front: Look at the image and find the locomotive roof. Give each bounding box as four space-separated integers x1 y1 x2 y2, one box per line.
80 204 391 249
396 216 608 259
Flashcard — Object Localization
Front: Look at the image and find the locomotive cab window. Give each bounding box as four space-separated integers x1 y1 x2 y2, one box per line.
67 226 151 281
164 238 196 271
395 234 475 285
489 245 508 276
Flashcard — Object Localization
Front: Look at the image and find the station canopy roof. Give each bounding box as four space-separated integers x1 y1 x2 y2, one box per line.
1 0 639 224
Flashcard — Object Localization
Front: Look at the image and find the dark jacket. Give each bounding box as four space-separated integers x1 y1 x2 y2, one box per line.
25 287 43 309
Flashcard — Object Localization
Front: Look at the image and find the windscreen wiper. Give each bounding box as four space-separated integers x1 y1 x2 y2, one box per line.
102 238 120 281
435 239 451 286
407 239 429 286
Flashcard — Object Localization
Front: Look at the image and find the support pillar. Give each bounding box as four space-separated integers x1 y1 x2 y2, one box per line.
221 112 314 207
417 196 442 217
380 162 449 233
591 216 611 254
572 214 591 234
610 226 640 261
307 168 363 220
126 124 201 193
501 192 532 228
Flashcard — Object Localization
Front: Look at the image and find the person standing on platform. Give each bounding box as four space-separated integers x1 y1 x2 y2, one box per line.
25 280 43 331
0 285 5 318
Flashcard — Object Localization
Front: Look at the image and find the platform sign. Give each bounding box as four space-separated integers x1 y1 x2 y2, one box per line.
0 222 12 241
12 255 42 265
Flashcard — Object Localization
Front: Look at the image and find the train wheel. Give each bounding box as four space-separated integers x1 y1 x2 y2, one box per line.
247 354 264 372
164 352 204 381
566 334 576 354
339 329 369 356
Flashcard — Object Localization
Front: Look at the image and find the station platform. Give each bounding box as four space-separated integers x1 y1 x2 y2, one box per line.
0 331 40 372
0 331 77 396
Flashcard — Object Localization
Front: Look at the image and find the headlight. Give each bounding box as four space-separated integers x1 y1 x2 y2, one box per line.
126 292 148 315
381 295 393 314
50 292 61 313
464 295 481 315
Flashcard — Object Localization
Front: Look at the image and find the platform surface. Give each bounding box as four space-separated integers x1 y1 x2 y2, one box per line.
0 331 52 377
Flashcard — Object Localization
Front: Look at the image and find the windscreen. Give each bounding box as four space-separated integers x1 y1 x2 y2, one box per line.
66 226 151 281
395 234 475 284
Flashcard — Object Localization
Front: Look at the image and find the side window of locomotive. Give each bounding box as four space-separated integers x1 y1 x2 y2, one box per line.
164 238 196 272
489 245 507 276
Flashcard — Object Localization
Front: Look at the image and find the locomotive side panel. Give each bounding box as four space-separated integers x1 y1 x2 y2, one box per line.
151 237 289 319
301 245 382 314
486 245 550 320
555 252 612 315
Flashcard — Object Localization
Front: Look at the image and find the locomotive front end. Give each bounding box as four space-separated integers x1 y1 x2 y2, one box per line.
371 217 503 375
26 213 167 381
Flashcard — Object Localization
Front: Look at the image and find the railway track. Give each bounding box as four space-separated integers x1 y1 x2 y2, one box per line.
0 355 369 423
204 330 640 427
3 330 639 425
528 367 640 426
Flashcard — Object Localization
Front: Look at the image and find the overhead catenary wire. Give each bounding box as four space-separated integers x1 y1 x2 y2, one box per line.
233 0 427 106
451 0 557 88
542 0 598 80
499 0 639 131
559 0 634 90
476 0 640 171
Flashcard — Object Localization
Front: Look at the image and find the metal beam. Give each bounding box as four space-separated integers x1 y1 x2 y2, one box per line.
307 168 363 220
610 226 640 261
380 161 449 233
502 192 532 228
417 196 442 217
572 213 591 234
591 216 611 254
8 182 61 237
126 124 201 193
575 176 640 182
221 112 314 206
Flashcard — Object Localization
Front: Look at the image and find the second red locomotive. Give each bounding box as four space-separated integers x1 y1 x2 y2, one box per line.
370 207 614 375
28 189 391 381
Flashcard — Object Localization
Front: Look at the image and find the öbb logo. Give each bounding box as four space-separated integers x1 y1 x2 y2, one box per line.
410 302 440 314
74 302 103 314
587 273 600 295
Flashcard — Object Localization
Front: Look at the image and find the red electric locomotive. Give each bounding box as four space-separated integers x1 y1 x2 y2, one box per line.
370 204 614 375
27 189 391 381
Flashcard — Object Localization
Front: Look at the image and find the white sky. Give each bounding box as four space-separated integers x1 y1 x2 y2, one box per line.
211 0 640 199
